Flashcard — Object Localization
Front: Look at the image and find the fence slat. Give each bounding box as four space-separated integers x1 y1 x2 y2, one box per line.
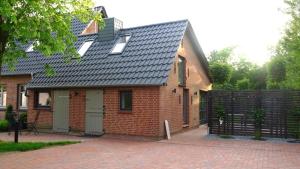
208 90 300 138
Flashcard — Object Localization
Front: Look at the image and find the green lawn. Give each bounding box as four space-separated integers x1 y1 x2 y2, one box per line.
0 140 80 153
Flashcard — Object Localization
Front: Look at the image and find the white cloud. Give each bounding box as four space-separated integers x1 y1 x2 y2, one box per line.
95 0 289 65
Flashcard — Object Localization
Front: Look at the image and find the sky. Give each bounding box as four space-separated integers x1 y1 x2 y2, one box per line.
95 0 289 65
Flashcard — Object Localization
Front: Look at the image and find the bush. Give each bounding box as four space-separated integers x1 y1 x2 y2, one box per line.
5 104 13 121
19 112 27 129
252 109 265 140
236 78 250 90
0 120 9 131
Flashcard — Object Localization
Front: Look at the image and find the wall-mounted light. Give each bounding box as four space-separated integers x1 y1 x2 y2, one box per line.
172 89 176 93
194 91 198 96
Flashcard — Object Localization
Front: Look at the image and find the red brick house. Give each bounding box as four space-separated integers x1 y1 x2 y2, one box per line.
0 7 212 138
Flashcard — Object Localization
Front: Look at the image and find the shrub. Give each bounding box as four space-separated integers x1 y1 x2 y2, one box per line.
5 104 13 121
0 120 9 131
252 109 265 140
19 112 27 129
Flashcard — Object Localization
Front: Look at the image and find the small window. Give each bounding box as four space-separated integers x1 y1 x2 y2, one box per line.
120 91 132 111
26 41 39 52
78 40 94 57
0 85 7 107
178 56 186 86
26 44 34 52
110 35 131 54
35 91 51 108
18 85 28 109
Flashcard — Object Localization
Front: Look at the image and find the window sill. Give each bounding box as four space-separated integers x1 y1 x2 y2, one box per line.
118 110 132 114
34 107 51 111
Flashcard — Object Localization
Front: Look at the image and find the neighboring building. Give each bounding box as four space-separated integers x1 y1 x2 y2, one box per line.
0 7 212 138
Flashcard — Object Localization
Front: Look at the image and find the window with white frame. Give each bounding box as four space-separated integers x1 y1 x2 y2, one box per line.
0 85 7 108
110 35 131 54
19 85 27 109
26 41 39 52
78 40 94 57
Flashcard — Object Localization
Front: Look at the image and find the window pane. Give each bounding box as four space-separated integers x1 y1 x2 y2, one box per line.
120 91 132 110
111 35 130 54
38 92 51 106
78 40 94 56
19 85 27 108
0 85 6 107
178 57 186 85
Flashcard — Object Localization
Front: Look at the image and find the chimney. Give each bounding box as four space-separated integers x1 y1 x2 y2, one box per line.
80 6 109 35
98 18 123 41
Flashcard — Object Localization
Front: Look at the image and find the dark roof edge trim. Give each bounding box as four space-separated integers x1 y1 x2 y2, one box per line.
26 83 164 89
186 22 213 83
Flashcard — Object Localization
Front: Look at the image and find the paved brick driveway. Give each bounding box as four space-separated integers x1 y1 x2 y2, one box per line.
0 128 300 169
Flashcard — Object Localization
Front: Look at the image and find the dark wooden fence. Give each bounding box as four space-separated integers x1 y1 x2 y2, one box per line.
207 90 300 138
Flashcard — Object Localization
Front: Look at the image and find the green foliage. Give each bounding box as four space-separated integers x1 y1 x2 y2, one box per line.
249 65 267 90
210 63 233 84
269 0 300 89
216 105 225 120
208 47 267 90
0 0 104 75
208 47 234 64
287 108 300 139
5 104 13 121
252 109 265 140
267 56 286 82
19 112 27 129
0 141 80 152
0 120 9 131
236 78 250 90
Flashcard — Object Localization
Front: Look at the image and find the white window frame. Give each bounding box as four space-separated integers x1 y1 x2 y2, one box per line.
110 35 131 54
18 84 28 110
77 40 94 57
26 41 39 52
0 85 7 108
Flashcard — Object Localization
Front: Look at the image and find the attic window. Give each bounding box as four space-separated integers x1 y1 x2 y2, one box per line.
110 35 131 54
78 40 94 57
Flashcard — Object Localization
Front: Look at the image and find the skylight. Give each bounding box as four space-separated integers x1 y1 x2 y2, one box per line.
78 40 94 57
26 41 39 52
110 35 131 54
26 44 34 52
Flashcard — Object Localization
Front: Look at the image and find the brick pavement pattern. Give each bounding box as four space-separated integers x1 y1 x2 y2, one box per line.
0 128 300 169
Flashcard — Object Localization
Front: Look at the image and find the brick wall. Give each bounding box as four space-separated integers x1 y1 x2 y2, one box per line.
27 87 160 137
27 90 53 128
103 87 160 137
0 75 31 119
69 89 86 131
159 33 212 136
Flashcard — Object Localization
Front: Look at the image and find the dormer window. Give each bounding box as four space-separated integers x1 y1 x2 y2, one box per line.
78 40 94 57
110 35 131 54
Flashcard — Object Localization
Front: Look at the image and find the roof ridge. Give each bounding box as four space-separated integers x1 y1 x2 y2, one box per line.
122 19 189 31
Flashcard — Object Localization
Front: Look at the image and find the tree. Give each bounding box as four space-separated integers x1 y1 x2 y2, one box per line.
270 0 300 89
249 65 267 90
208 47 234 64
267 56 286 89
236 78 250 90
0 0 104 76
210 63 233 88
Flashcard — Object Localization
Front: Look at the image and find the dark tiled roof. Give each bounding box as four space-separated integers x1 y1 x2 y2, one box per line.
3 19 189 88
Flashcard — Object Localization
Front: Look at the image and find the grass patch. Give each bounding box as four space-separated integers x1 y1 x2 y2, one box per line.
219 135 234 139
0 141 80 153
